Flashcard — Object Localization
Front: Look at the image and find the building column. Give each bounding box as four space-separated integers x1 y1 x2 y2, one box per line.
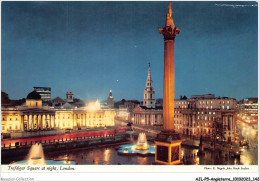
52 115 57 129
81 114 83 127
27 115 30 130
49 114 52 129
21 115 25 131
27 114 32 130
40 115 43 130
45 114 48 129
31 115 34 130
36 115 38 130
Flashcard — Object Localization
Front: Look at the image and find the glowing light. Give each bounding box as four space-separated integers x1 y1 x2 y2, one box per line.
27 144 46 165
87 100 101 111
64 160 71 164
135 133 149 150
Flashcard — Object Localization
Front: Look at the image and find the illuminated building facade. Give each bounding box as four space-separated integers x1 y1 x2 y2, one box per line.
134 94 237 143
33 87 51 102
174 95 237 142
1 90 55 133
54 109 115 129
133 64 163 126
238 98 258 124
1 92 115 134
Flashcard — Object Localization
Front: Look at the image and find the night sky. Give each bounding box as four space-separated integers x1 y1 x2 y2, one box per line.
1 1 258 101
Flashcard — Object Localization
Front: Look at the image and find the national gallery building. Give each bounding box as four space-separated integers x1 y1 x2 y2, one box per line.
1 90 115 135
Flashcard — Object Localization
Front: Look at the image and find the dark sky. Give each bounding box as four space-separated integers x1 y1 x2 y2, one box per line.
1 1 258 101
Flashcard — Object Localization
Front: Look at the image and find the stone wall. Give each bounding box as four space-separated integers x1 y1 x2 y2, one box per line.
10 129 65 139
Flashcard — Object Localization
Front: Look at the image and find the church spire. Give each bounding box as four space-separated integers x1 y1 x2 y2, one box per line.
146 62 152 87
143 63 155 108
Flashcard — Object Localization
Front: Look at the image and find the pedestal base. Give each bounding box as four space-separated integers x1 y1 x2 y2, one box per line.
154 130 184 165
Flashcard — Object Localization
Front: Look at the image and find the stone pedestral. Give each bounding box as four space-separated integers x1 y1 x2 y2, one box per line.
154 130 184 165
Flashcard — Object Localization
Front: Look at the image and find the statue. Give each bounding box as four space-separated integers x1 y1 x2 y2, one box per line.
165 2 175 29
168 2 172 17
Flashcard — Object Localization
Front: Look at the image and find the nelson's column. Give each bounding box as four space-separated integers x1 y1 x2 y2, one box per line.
154 2 183 165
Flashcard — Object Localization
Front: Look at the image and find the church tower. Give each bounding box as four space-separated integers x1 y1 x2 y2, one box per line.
107 90 114 108
143 63 155 108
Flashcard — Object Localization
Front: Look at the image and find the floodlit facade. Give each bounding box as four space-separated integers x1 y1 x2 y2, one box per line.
174 95 237 142
134 93 237 142
238 98 258 124
54 109 115 129
1 92 115 134
133 64 163 126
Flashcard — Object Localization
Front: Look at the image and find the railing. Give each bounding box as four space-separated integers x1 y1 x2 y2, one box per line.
1 129 126 148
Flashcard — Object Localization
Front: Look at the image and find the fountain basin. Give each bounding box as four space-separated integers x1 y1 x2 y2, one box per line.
118 144 155 156
10 160 76 165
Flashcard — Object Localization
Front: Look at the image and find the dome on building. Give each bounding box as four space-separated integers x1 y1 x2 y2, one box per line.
27 90 41 100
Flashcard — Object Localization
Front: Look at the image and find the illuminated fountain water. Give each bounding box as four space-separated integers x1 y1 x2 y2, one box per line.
118 133 155 156
10 143 76 165
135 133 149 150
27 143 46 165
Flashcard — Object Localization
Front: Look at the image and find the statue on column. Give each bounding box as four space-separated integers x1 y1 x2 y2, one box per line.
168 2 172 17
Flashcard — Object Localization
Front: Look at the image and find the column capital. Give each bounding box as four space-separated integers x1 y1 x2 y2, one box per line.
159 26 180 40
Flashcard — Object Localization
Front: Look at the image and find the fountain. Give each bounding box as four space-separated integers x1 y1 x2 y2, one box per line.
135 133 149 150
10 143 76 165
27 143 46 165
118 133 155 156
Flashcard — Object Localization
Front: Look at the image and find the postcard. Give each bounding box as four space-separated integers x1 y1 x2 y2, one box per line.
1 1 259 181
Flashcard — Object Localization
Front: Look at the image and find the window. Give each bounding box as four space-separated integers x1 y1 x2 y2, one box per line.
209 112 211 114
227 101 230 104
2 126 5 130
222 106 225 109
218 101 221 104
213 112 215 114
150 94 152 98
151 102 152 104
206 101 209 104
227 106 230 109
223 101 225 104
210 101 213 104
